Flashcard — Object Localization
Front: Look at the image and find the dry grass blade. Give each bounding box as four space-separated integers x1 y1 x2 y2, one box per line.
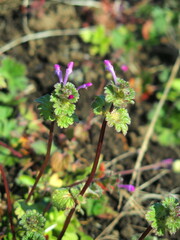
130 56 180 186
0 27 95 54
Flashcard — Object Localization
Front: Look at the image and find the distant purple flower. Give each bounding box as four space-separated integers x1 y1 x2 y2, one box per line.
118 184 135 192
121 64 129 72
54 62 74 85
77 82 93 91
154 158 173 170
161 158 173 165
104 60 118 85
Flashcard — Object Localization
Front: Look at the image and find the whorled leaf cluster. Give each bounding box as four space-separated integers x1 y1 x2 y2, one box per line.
146 197 180 236
92 78 135 135
35 82 79 128
19 210 46 240
22 232 45 240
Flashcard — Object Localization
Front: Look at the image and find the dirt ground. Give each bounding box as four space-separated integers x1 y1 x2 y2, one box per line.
0 1 179 239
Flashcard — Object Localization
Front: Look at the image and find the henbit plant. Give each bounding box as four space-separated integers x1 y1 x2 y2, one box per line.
138 197 180 240
54 60 135 239
26 62 92 203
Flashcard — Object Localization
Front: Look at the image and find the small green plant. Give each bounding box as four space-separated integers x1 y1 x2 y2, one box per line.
148 77 180 146
35 63 92 128
0 57 28 103
0 57 31 166
92 60 135 135
80 25 138 57
146 197 180 236
138 197 180 239
19 210 46 240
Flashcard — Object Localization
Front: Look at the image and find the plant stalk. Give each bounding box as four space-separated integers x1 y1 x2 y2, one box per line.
26 121 55 203
138 225 152 240
0 164 16 240
0 140 23 158
58 117 108 239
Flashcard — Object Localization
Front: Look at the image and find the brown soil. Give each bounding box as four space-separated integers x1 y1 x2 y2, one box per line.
0 1 179 240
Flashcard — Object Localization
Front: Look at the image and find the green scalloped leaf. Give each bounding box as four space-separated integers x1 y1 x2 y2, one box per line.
35 94 55 121
53 101 75 116
56 113 78 128
51 188 80 210
22 232 45 240
105 108 131 135
91 95 110 115
105 79 135 108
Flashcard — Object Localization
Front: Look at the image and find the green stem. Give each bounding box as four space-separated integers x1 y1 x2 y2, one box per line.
58 117 108 239
0 164 16 240
26 121 55 203
138 225 152 240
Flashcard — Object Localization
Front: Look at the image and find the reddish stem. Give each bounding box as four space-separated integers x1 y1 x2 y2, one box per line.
26 121 54 203
0 164 16 240
0 140 23 158
58 117 108 239
80 118 107 195
138 225 152 240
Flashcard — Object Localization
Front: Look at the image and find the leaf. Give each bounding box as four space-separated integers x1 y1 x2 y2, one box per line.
0 57 28 103
56 114 74 128
0 75 7 89
51 188 79 210
111 26 129 48
105 80 135 108
82 195 115 217
53 101 75 116
22 232 45 240
91 95 107 115
16 175 35 186
49 173 63 187
106 108 131 135
142 20 153 40
80 29 93 43
0 105 13 118
91 25 106 45
35 94 55 121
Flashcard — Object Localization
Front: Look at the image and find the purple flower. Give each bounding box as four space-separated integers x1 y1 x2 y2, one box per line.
54 62 74 85
118 184 135 192
54 64 63 83
104 60 118 85
68 95 74 99
54 62 92 91
63 62 74 85
77 82 92 91
121 64 129 72
161 158 173 165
